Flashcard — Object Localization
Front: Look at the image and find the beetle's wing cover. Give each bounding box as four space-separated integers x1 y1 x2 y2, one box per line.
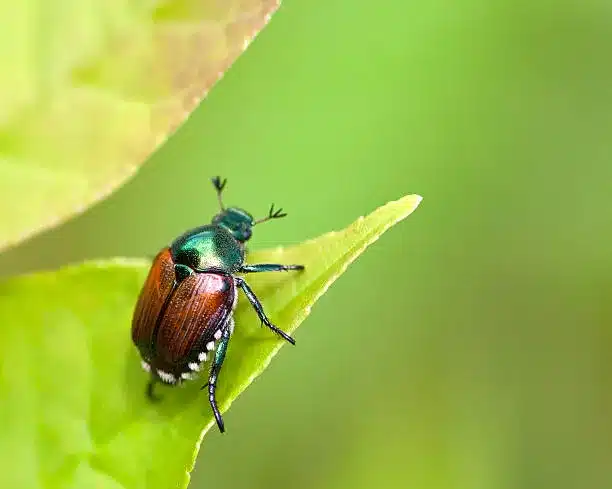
131 248 175 359
155 273 235 368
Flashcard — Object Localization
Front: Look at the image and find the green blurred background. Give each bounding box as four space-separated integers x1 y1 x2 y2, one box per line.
2 1 611 488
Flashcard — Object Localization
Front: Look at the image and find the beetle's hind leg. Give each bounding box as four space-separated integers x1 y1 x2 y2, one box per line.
203 323 233 433
146 376 162 402
235 277 296 345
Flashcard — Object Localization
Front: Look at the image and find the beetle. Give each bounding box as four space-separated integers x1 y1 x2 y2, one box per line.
131 176 304 432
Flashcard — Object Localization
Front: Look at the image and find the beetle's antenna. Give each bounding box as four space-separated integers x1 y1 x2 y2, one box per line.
254 203 287 225
211 176 227 211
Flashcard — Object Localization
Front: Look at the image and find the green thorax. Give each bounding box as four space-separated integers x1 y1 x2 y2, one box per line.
170 225 244 273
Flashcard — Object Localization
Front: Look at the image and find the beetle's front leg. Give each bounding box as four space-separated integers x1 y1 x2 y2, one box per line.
240 264 304 273
204 323 232 433
235 277 296 345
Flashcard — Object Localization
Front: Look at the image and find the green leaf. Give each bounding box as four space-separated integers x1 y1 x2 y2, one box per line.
0 195 421 489
0 0 280 251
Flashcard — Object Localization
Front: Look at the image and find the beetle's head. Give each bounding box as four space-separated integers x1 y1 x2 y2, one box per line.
212 207 254 242
210 177 289 243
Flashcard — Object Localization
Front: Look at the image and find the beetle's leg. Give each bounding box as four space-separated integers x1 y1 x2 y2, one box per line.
146 376 162 402
205 324 232 433
240 264 304 273
235 277 296 345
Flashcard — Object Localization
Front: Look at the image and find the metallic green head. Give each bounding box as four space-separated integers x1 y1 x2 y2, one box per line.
212 207 254 242
208 176 289 244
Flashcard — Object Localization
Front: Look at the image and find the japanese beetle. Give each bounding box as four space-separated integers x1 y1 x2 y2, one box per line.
132 177 303 432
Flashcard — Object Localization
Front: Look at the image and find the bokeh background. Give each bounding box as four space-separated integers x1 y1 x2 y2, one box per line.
2 1 611 488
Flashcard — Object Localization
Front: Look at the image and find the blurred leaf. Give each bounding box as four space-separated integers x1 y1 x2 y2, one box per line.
0 195 421 489
0 0 279 251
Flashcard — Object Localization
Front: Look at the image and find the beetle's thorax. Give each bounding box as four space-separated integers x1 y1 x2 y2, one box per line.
170 224 244 273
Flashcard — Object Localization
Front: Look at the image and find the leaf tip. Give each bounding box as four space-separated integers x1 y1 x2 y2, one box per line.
400 193 423 209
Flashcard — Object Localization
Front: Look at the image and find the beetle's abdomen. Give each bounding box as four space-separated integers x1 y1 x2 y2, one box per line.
154 273 235 372
131 248 236 384
132 248 176 360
